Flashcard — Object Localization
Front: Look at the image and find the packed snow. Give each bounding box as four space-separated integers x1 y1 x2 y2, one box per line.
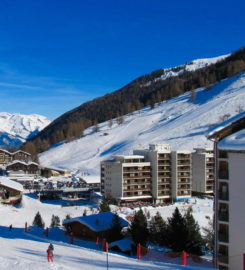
39 72 245 176
0 193 215 269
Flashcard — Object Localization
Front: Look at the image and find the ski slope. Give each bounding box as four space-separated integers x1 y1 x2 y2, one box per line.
39 72 245 177
0 194 215 270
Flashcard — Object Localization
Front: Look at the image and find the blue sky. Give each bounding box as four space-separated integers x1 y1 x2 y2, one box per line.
0 0 244 119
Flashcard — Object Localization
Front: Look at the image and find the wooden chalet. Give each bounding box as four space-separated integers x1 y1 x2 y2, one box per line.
6 161 40 175
0 177 23 204
0 149 12 164
63 212 129 241
12 150 31 163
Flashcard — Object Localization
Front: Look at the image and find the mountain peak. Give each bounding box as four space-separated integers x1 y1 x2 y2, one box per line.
0 113 51 148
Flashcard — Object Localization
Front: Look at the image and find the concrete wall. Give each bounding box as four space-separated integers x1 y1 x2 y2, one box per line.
228 152 245 270
192 153 206 193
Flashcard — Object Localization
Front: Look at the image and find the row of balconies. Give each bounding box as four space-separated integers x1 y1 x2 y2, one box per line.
123 191 151 197
124 179 151 184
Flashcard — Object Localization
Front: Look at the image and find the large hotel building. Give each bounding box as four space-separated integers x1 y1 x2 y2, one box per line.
101 144 192 203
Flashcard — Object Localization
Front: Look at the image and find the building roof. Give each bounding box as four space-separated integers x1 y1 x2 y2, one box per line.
6 160 39 167
81 175 100 184
0 149 12 154
218 128 245 151
109 238 133 252
63 212 129 232
0 177 24 192
208 111 245 141
12 150 31 156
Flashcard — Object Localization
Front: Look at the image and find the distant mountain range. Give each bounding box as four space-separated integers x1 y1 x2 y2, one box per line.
23 47 245 155
0 113 51 148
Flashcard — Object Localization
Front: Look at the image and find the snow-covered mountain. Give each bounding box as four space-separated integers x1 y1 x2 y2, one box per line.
142 54 229 86
39 72 245 176
0 113 51 148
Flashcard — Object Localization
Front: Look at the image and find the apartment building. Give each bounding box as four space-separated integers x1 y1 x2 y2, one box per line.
192 148 215 194
101 155 152 202
134 144 192 202
133 144 172 202
208 111 245 270
101 144 192 203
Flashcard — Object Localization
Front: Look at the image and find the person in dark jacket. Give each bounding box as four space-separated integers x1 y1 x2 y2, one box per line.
47 246 53 262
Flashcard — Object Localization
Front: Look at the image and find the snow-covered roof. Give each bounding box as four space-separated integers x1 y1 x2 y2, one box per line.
13 150 31 156
218 128 245 151
109 238 133 252
6 160 39 167
208 111 245 139
0 148 31 156
63 212 129 232
81 175 100 184
0 177 24 192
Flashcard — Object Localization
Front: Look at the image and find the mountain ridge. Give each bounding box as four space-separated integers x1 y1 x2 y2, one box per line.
22 47 245 154
0 113 51 148
39 71 245 175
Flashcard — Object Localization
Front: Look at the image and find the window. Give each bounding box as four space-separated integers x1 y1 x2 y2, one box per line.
219 161 229 179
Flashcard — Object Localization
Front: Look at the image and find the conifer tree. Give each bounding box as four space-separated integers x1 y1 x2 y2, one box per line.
149 211 167 245
166 207 187 251
184 209 203 255
129 209 149 247
99 199 111 213
32 211 45 228
50 215 61 227
106 213 123 242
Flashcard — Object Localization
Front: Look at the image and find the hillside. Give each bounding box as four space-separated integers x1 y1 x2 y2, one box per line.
22 47 245 154
39 72 245 175
0 113 50 148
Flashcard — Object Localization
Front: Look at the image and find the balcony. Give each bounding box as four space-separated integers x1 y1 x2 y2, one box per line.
219 192 229 201
218 161 229 180
218 232 229 243
219 211 229 222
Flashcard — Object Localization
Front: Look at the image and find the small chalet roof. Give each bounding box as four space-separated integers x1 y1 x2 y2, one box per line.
0 149 12 154
63 212 129 232
12 150 31 156
208 111 245 141
6 160 39 167
81 175 100 184
0 177 24 192
218 128 245 151
109 238 133 252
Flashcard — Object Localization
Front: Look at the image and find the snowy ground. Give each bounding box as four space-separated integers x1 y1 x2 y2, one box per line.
0 194 216 269
39 72 245 177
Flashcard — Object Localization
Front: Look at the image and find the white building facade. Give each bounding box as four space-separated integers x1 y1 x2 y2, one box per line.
192 148 215 194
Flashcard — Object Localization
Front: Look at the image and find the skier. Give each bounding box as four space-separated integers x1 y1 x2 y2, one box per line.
9 224 12 231
47 245 53 262
49 243 54 251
